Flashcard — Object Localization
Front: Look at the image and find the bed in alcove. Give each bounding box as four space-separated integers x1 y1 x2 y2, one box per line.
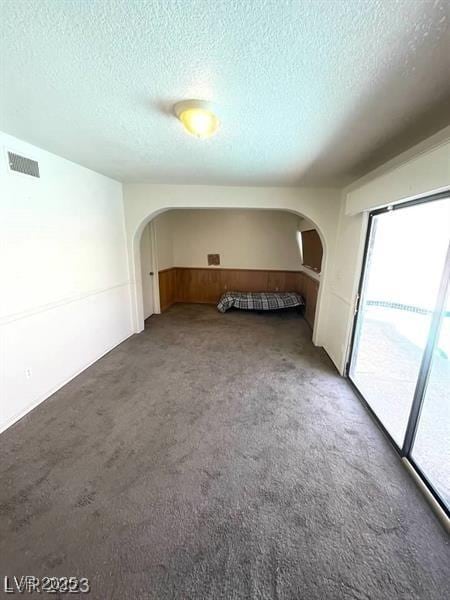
217 291 304 313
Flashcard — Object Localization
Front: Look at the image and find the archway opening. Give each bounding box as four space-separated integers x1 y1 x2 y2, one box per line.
134 207 326 339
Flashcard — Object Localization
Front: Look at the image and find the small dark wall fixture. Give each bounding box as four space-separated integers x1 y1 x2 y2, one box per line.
208 254 220 266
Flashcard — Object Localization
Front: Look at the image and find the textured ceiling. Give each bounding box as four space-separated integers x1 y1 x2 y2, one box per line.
1 0 449 186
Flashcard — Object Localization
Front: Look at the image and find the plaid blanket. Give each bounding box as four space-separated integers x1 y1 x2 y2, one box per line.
217 291 304 313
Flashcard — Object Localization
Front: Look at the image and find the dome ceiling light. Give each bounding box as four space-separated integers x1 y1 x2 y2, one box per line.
174 100 220 139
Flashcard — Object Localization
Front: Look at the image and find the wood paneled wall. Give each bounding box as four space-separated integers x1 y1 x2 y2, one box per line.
301 229 323 273
158 267 177 312
157 267 319 328
302 272 319 328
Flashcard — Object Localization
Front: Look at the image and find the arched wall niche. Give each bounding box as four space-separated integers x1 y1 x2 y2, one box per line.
122 184 341 347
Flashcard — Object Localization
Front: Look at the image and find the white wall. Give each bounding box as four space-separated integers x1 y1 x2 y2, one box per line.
153 211 174 271
157 209 302 271
123 184 341 347
297 217 316 232
346 127 450 216
0 132 132 432
327 128 450 374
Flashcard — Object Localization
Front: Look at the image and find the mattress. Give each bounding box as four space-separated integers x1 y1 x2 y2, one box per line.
217 291 304 313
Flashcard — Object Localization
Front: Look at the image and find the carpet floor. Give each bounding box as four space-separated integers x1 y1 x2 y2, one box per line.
0 304 448 599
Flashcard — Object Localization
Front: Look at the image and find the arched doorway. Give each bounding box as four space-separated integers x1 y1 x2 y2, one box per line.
133 207 328 344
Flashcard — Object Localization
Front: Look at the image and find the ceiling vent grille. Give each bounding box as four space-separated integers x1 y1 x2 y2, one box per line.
8 151 40 178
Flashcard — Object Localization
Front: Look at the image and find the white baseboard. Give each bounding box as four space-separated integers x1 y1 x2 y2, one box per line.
0 330 133 435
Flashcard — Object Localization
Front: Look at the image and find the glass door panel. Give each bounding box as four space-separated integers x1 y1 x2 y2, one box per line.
411 283 450 511
349 198 450 447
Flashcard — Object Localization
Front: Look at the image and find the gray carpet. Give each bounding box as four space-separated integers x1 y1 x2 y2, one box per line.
0 304 448 599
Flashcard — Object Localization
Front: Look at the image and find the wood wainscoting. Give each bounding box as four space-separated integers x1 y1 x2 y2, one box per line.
302 271 319 329
158 267 178 312
158 267 319 328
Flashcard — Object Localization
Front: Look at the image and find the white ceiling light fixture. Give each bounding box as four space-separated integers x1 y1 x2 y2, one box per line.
174 99 220 139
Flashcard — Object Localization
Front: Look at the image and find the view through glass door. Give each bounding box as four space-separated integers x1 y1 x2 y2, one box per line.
348 193 450 514
410 274 450 509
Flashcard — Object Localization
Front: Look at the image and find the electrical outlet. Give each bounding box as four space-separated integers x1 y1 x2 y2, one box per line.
25 368 32 379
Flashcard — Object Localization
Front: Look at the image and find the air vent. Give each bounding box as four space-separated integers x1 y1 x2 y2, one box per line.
8 151 40 178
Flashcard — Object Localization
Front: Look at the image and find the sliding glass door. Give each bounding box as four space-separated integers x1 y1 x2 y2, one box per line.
410 277 450 508
348 192 450 514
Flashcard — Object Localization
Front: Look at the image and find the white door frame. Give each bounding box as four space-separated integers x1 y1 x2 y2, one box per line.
148 220 161 314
